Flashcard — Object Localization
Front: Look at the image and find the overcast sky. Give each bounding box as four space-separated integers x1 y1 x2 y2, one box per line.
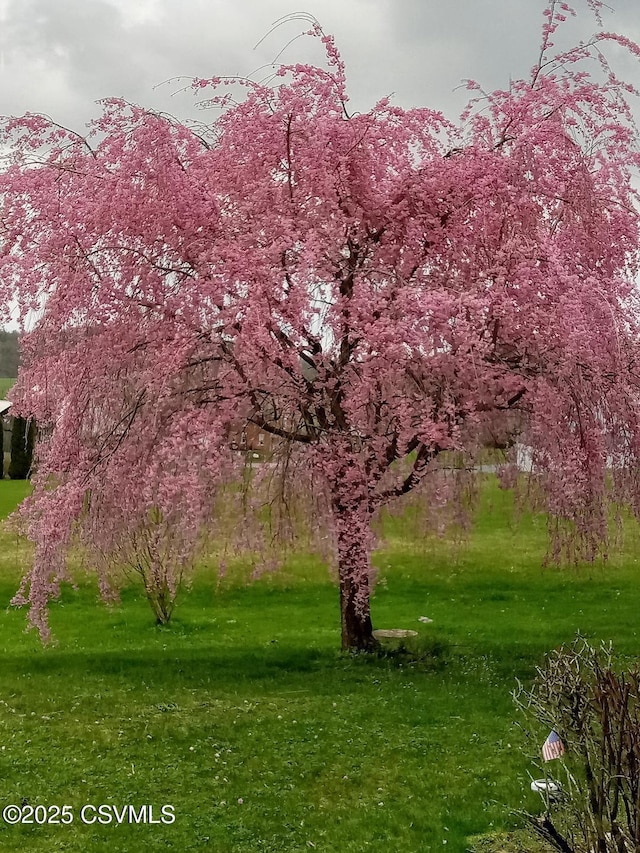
1 0 640 133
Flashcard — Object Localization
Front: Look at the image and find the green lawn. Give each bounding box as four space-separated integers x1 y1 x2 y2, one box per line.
0 378 15 398
0 478 638 852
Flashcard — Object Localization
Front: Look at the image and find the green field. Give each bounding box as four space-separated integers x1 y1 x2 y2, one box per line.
0 378 15 398
0 478 638 852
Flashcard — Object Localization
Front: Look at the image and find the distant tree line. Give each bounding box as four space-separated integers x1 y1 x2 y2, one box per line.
0 331 19 378
0 331 31 479
8 417 35 479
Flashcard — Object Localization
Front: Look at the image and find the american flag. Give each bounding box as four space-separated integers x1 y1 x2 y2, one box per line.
542 729 565 761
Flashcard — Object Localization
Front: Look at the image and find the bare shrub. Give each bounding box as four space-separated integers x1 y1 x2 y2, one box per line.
515 637 640 852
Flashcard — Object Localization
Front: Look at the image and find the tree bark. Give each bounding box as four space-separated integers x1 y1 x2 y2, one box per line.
331 498 378 652
339 564 376 651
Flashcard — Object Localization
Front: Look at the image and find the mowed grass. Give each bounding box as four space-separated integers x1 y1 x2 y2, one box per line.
0 378 15 398
0 478 639 852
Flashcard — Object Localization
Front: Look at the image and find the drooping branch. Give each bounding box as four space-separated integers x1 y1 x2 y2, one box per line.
374 442 437 506
247 412 313 443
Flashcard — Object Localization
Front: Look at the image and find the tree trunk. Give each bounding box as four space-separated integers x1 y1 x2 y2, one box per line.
331 498 378 652
339 565 376 651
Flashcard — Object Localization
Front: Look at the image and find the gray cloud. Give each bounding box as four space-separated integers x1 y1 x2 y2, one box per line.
1 0 639 131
